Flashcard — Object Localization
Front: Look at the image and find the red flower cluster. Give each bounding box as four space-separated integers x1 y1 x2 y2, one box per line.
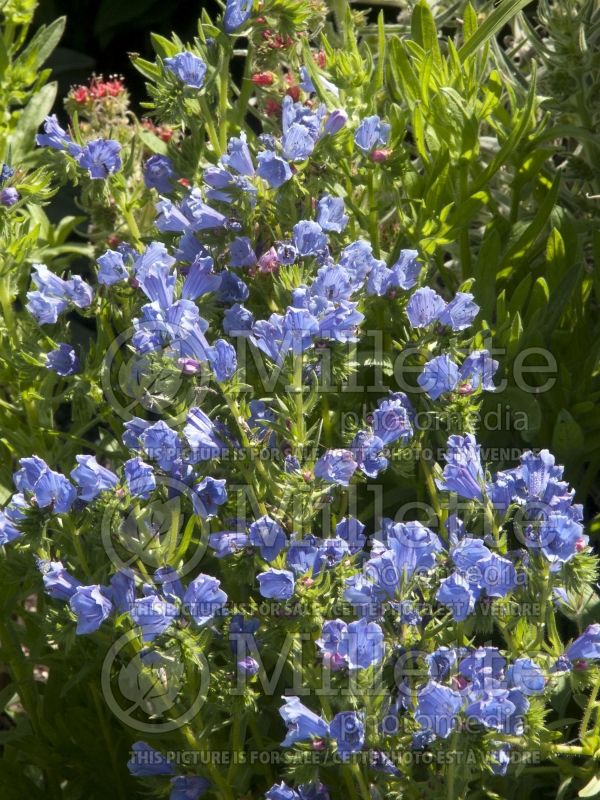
141 118 174 143
69 76 126 104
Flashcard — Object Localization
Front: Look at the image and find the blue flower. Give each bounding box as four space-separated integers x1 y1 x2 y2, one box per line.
490 744 511 776
124 457 156 499
371 392 414 445
223 0 253 33
154 566 185 603
182 256 221 300
26 264 69 324
192 477 227 518
465 693 517 732
165 51 207 88
127 741 175 776
367 261 394 297
315 195 348 233
415 682 462 739
418 354 459 400
476 553 518 597
344 618 384 669
279 696 329 747
266 783 300 800
140 421 181 471
538 513 588 563
65 275 93 308
0 163 14 183
507 658 545 695
286 536 321 577
38 559 79 600
292 220 328 257
123 417 151 449
0 503 23 546
350 431 388 478
298 783 331 800
170 775 211 800
437 292 479 331
390 249 421 289
354 115 390 153
282 307 319 354
459 350 498 391
131 594 178 641
282 123 317 162
237 656 259 677
257 569 295 600
110 569 136 613
97 249 129 285
314 449 358 486
229 236 256 267
76 139 122 179
323 108 348 135
36 115 81 154
249 515 287 561
316 619 348 670
70 455 118 501
450 537 491 574
436 434 485 501
223 303 254 336
436 572 476 621
222 132 254 176
1 187 19 206
217 270 249 303
330 711 365 758
46 344 80 376
207 339 237 382
69 585 112 634
406 287 446 328
183 407 225 461
459 648 506 683
426 647 458 680
181 190 227 231
567 624 600 661
209 531 249 558
336 517 366 554
183 574 227 626
28 463 77 513
387 520 444 575
144 154 175 193
257 151 292 188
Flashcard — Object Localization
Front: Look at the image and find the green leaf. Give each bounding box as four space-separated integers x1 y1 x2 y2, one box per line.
8 82 58 162
463 2 478 42
458 0 535 61
469 66 538 195
552 409 585 458
411 0 442 73
578 774 600 798
500 174 561 268
15 16 66 73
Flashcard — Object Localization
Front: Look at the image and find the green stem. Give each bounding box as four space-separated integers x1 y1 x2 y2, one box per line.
0 615 62 798
123 206 141 245
218 47 231 151
182 723 234 800
367 169 380 257
92 685 127 800
293 354 305 445
222 391 269 515
199 96 223 156
235 42 255 126
0 275 16 342
459 163 471 277
580 671 600 742
446 730 458 800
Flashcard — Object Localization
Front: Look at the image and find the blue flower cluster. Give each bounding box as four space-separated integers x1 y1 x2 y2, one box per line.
10 7 593 797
